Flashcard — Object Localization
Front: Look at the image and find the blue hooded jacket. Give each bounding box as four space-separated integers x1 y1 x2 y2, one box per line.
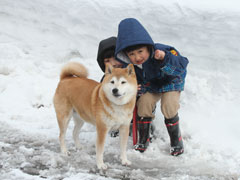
115 18 189 93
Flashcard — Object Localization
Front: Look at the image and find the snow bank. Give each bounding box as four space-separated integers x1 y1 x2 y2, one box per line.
0 0 239 179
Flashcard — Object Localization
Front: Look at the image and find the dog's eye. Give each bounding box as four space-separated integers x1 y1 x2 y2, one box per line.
121 81 126 84
110 81 114 84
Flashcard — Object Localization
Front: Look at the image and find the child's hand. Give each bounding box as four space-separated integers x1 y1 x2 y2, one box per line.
137 84 148 96
137 84 143 96
154 50 165 61
138 84 141 91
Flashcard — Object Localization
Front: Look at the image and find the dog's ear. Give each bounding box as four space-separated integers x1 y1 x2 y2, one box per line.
127 64 135 75
105 63 113 75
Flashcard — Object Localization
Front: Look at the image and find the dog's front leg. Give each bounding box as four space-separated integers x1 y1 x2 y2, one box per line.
96 123 108 170
119 124 132 166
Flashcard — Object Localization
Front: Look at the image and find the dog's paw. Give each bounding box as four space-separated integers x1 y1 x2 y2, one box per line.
61 149 71 156
75 142 82 150
97 163 108 170
121 159 132 166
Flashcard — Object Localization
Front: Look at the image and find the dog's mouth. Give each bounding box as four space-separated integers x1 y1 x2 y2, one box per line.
112 88 126 98
113 93 122 98
112 92 125 98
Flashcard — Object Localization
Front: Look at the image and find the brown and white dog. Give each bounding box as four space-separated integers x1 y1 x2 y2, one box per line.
53 62 137 169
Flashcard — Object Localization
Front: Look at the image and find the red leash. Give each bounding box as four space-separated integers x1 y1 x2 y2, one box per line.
132 106 138 145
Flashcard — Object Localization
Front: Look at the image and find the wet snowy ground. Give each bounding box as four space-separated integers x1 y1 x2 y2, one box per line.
0 0 240 179
1 121 239 180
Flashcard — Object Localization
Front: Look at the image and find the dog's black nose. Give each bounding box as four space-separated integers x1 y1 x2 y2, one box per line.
112 88 118 94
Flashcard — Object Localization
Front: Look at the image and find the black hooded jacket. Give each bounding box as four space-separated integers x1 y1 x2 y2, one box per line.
97 36 117 72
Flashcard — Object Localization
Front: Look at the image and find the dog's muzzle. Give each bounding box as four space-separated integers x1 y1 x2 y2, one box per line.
112 88 121 97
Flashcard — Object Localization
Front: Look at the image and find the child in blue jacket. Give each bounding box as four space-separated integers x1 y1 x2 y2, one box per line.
115 18 189 156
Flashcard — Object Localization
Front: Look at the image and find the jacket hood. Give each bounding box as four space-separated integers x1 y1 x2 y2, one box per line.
115 18 154 64
97 36 117 72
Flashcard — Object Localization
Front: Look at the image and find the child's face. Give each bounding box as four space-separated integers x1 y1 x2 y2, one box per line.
104 57 122 68
126 47 150 65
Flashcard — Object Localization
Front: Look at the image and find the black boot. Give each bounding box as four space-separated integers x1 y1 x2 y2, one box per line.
110 129 119 137
111 121 133 137
165 114 184 156
129 121 133 136
134 117 152 153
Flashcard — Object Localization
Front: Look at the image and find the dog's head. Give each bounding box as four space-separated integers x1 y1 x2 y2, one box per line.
102 64 137 105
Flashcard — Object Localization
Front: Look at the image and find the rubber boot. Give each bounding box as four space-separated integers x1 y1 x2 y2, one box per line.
165 114 184 156
129 122 133 136
111 121 133 137
110 130 119 137
134 117 152 153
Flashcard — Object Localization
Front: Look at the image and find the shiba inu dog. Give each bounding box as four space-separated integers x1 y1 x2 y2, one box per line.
53 62 137 169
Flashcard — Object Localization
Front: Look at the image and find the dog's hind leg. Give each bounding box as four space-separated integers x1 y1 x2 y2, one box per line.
58 111 73 155
72 111 84 149
54 97 73 155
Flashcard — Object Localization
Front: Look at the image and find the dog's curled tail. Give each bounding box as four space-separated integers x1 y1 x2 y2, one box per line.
60 62 88 80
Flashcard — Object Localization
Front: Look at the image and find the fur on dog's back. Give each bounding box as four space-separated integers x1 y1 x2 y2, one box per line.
60 62 88 80
54 62 99 125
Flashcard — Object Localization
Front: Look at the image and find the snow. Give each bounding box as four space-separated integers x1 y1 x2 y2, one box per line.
0 0 240 179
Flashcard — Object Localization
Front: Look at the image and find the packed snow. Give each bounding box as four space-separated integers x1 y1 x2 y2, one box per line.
0 0 240 179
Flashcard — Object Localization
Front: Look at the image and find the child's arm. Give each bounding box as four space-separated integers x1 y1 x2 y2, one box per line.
154 49 165 60
153 48 189 76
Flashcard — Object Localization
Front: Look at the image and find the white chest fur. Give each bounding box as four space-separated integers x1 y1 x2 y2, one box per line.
101 103 133 130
